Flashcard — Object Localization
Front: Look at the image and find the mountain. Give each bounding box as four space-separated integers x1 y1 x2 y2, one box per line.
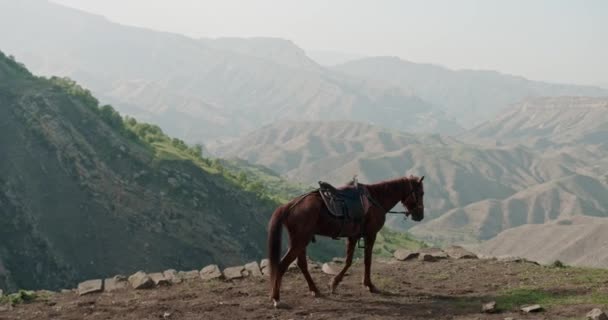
0 0 462 143
333 57 608 127
210 114 608 245
461 96 608 148
0 51 282 292
409 174 608 244
474 215 608 268
306 50 368 66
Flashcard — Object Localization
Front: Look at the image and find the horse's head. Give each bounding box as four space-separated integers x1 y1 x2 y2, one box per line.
401 175 425 222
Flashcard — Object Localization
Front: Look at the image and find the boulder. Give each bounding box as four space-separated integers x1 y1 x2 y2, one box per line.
393 249 419 261
521 304 543 313
244 261 263 277
163 269 182 284
200 264 223 281
587 308 608 320
177 270 200 281
128 271 154 289
444 246 478 259
332 257 345 264
77 279 103 296
261 266 270 276
105 275 128 292
418 253 438 262
481 301 497 313
322 263 341 275
419 248 448 259
260 259 269 269
223 266 246 280
149 273 170 286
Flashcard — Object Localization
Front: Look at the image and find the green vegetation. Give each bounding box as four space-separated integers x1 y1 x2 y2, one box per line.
0 290 37 306
372 229 427 257
495 287 608 310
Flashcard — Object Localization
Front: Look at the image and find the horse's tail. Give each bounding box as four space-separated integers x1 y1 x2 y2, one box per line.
268 204 289 287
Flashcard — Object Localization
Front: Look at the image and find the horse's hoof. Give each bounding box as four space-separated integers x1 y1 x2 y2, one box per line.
273 300 288 309
365 284 380 294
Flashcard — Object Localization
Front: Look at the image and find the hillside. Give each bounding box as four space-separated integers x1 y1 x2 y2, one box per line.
475 216 608 268
0 51 283 292
410 174 608 244
462 96 608 148
3 253 608 319
0 0 462 142
333 57 608 127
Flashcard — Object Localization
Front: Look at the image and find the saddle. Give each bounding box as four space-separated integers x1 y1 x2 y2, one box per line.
318 178 368 224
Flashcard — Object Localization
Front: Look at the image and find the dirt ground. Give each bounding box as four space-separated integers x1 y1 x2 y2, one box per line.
1 258 607 320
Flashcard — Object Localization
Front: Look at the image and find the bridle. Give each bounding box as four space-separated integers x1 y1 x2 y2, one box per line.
365 177 424 219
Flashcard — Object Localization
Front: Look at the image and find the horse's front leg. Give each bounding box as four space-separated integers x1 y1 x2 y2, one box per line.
362 233 379 293
329 236 357 294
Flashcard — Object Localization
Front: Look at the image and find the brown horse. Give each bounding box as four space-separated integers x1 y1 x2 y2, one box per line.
267 175 425 307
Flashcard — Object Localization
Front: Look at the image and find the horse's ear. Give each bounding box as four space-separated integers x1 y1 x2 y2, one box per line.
420 176 425 182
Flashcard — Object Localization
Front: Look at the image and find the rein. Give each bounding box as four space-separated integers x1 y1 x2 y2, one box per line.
363 188 411 218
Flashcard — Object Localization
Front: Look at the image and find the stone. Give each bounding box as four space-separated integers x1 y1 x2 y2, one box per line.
418 253 438 262
178 270 200 281
260 259 269 269
481 301 497 313
163 269 182 284
393 249 419 261
587 308 608 320
200 265 223 281
419 247 448 259
60 289 73 294
128 271 154 289
77 279 103 296
261 266 270 276
444 246 478 259
521 304 543 313
149 273 170 286
322 263 341 275
504 318 514 320
223 266 246 280
332 257 345 264
105 275 128 292
244 261 263 277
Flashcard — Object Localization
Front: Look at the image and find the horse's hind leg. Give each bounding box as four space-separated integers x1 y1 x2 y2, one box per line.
330 237 357 294
273 245 304 308
297 251 320 297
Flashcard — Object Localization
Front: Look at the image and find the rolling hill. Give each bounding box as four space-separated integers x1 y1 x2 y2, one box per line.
0 0 462 143
333 57 608 127
475 215 608 268
0 51 283 292
210 116 608 241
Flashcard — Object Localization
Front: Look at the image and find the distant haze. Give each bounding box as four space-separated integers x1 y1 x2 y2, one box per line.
50 0 608 88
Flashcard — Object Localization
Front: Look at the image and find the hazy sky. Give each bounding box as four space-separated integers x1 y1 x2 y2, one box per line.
52 0 608 88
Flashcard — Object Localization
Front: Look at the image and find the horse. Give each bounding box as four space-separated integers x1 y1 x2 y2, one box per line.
267 175 425 308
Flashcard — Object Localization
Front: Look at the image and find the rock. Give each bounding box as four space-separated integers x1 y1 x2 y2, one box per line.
393 249 419 261
178 270 200 281
200 265 223 281
128 271 154 289
244 261 263 277
163 312 172 319
77 279 103 296
223 266 246 280
419 247 448 259
322 263 341 275
105 275 128 292
149 273 170 286
418 253 438 262
332 257 345 264
260 259 269 269
444 246 478 259
521 304 543 313
0 289 3 297
60 289 73 294
481 301 497 313
288 260 298 270
261 266 270 276
163 269 182 284
504 318 514 320
587 308 608 320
